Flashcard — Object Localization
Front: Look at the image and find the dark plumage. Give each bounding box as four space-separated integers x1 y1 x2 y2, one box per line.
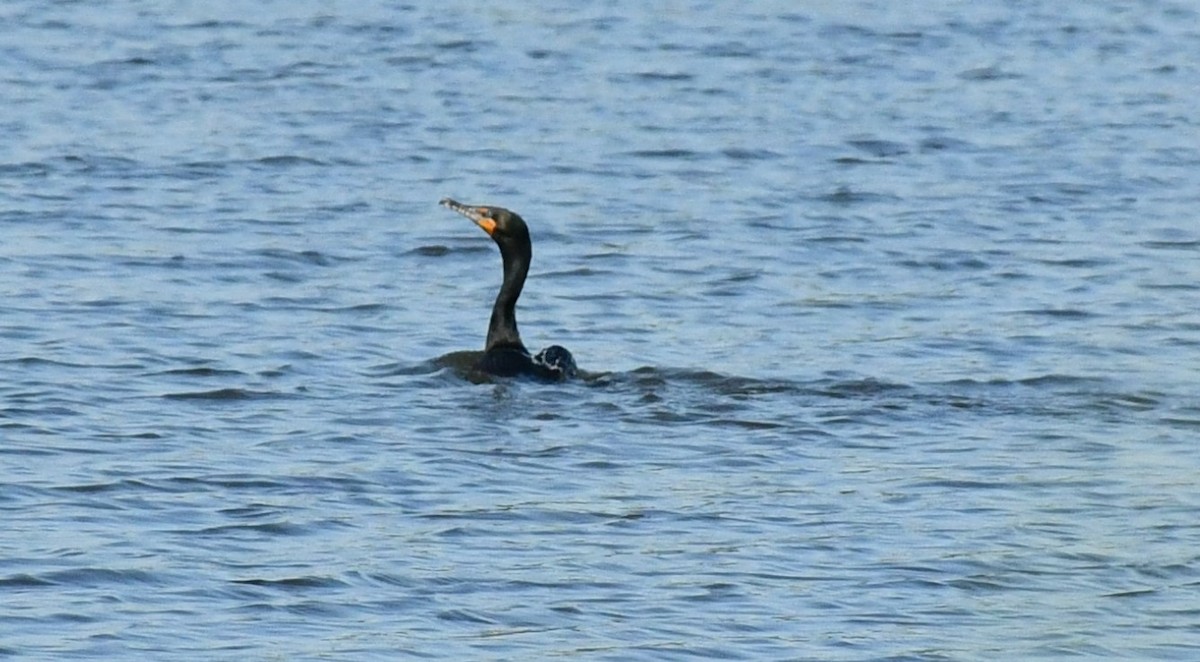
439 198 577 381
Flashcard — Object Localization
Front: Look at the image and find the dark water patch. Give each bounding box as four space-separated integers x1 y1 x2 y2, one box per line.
930 374 1136 419
701 42 759 58
1035 257 1114 269
177 19 251 30
811 377 912 399
542 267 614 278
833 156 886 166
254 248 337 266
435 39 481 53
190 521 314 537
175 160 231 177
631 71 695 82
321 302 389 315
250 155 328 168
80 296 131 309
1140 240 1200 251
114 254 190 269
1096 393 1160 412
1102 587 1159 599
721 148 782 161
312 200 370 215
625 148 702 160
160 223 226 235
56 154 143 175
0 423 52 438
1000 182 1101 205
220 504 295 522
817 187 898 205
42 567 164 588
1020 308 1097 320
264 271 305 283
160 388 286 401
232 575 349 590
269 60 342 81
818 23 880 40
683 372 804 399
108 56 158 67
918 136 977 152
2 357 92 369
103 430 172 444
0 573 57 588
576 367 1000 434
806 235 868 245
236 297 330 311
886 30 928 42
53 478 175 495
706 418 787 431
938 375 1105 394
438 608 497 625
958 65 1022 81
0 161 53 177
170 475 289 491
384 53 435 67
152 367 248 378
846 138 910 158
1161 416 1200 430
410 244 451 257
898 256 990 271
909 478 1016 491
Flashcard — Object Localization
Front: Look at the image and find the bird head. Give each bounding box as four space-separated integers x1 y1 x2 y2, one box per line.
439 198 529 246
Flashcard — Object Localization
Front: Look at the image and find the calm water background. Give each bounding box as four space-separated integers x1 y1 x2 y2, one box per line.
3 1 1200 659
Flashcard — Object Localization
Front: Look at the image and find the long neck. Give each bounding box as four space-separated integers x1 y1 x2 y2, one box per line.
486 239 530 351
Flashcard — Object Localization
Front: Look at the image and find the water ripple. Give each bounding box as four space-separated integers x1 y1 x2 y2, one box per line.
4 1 1199 659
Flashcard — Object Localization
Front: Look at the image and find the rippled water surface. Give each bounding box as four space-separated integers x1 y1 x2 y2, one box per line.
4 1 1200 659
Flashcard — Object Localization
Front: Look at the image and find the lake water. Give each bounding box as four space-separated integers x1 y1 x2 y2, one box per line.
3 1 1200 659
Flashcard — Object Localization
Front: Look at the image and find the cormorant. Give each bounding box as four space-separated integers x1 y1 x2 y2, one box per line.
439 198 577 381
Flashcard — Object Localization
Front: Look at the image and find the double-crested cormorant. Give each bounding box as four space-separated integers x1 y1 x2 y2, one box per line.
439 198 577 381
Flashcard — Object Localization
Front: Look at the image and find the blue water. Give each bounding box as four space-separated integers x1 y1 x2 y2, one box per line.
4 1 1200 659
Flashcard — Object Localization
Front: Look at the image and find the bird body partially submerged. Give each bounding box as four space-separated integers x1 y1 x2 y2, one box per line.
439 198 577 381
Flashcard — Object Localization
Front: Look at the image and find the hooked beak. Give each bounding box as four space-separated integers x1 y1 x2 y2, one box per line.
439 198 497 236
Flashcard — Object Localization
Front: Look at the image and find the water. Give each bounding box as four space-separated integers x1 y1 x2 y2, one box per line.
3 1 1200 659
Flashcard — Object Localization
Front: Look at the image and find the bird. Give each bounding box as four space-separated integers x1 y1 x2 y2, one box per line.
439 198 577 381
